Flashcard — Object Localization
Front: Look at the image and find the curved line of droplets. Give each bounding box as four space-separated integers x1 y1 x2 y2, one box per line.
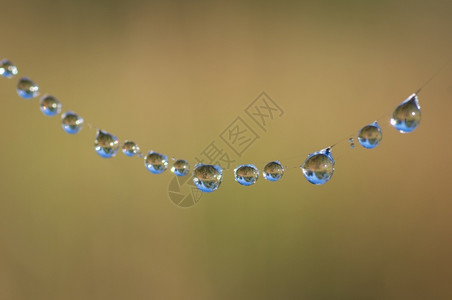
0 58 435 193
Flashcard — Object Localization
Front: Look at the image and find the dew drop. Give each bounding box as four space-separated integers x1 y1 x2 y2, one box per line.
234 164 259 186
17 77 39 99
358 121 382 149
193 164 223 193
0 59 18 78
301 148 335 185
122 141 140 157
171 159 190 177
94 130 119 158
40 95 61 116
263 161 284 182
144 151 169 174
349 137 355 149
61 111 83 134
390 93 421 133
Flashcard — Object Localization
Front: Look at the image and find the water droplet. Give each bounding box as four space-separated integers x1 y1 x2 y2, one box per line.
263 161 284 182
61 111 83 134
171 159 190 176
122 141 140 157
144 151 169 174
94 130 119 158
17 77 39 99
301 148 335 185
0 59 18 78
234 164 259 186
349 137 355 149
40 95 61 116
193 164 223 193
358 121 382 149
390 93 421 133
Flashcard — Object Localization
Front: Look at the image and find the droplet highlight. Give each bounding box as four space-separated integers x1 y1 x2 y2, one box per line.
263 161 284 182
94 130 119 158
390 93 421 133
301 148 335 185
171 159 190 177
234 164 259 186
144 151 169 174
122 141 140 157
61 111 83 134
0 59 18 78
17 77 39 99
358 121 382 149
193 164 223 193
40 95 61 116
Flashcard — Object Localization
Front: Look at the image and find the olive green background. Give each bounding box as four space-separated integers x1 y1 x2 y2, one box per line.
1 0 452 299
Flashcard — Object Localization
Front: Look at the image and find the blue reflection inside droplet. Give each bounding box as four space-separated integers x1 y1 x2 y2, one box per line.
61 112 83 134
0 59 18 78
301 149 335 185
193 164 223 192
94 130 119 158
390 94 421 133
263 161 284 182
40 95 61 116
171 160 190 177
234 164 259 186
358 121 382 149
17 77 39 99
145 151 169 174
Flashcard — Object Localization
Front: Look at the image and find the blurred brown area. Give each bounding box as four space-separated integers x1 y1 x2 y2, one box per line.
1 0 452 299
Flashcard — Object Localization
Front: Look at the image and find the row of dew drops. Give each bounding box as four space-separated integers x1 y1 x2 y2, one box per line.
1 58 422 193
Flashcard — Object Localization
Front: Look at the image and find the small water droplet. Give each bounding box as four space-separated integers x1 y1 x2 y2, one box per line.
358 121 382 149
171 159 190 176
94 130 119 158
234 164 259 186
301 148 335 185
40 95 61 116
122 141 140 157
61 111 83 134
390 94 421 133
0 59 18 78
17 77 39 99
349 137 355 149
144 151 169 174
263 161 284 182
193 164 223 192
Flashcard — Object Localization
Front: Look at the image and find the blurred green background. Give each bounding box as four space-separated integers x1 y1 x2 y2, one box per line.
1 0 452 299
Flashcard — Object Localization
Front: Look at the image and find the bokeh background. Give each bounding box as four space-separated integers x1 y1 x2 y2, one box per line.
1 0 452 299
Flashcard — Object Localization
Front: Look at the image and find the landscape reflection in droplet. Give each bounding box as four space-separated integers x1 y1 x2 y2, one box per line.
301 148 335 185
390 93 421 133
61 111 83 134
94 130 120 158
193 164 223 192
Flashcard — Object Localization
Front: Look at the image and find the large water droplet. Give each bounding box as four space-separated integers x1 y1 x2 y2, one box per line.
122 141 140 157
17 77 39 99
94 130 119 158
61 111 83 134
193 164 223 193
234 164 259 186
171 159 190 177
144 151 169 174
301 148 335 185
358 121 382 149
263 161 284 182
390 93 421 133
40 95 61 116
0 59 18 78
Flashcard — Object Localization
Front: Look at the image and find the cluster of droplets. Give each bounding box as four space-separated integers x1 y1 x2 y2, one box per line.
1 58 423 193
